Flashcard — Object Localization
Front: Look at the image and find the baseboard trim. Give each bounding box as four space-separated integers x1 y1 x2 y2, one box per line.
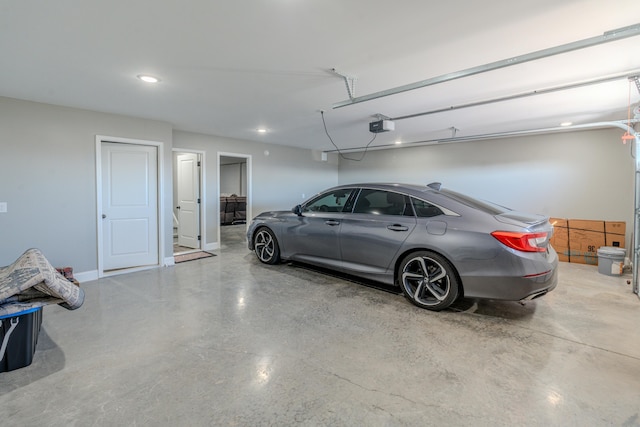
74 270 98 283
204 242 219 251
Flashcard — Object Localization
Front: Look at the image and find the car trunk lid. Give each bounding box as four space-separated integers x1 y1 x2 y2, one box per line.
494 211 549 229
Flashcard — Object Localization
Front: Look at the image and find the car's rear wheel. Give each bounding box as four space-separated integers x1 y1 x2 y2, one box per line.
254 227 281 264
398 251 459 311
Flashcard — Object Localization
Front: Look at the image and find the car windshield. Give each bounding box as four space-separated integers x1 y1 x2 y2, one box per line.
440 189 510 215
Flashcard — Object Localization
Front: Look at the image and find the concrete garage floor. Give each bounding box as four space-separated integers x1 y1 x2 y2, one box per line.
1 225 640 426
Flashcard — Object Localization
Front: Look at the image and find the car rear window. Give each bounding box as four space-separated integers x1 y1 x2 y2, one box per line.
411 197 443 217
440 189 510 215
353 189 413 216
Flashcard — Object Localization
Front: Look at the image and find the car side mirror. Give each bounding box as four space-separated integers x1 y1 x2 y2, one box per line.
292 205 303 216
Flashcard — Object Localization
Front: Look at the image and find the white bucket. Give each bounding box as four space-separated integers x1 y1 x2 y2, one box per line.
597 246 626 276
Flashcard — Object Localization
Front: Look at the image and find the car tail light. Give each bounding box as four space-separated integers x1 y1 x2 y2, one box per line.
491 231 548 252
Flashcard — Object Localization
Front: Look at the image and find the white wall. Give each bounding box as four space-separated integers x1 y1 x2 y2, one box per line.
338 128 635 247
0 96 174 274
173 130 339 249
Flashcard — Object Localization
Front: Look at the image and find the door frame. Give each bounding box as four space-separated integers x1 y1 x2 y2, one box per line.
172 148 206 253
217 152 252 245
96 135 165 278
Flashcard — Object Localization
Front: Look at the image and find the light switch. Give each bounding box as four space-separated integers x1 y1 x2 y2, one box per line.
0 202 6 213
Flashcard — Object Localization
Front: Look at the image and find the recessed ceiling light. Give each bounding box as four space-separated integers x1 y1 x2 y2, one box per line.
257 128 267 133
395 140 402 145
137 74 160 83
560 121 573 127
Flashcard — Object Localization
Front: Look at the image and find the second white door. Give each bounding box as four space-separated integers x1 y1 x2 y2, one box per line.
176 153 200 249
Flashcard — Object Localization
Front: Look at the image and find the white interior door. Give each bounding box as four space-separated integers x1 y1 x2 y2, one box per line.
176 153 200 249
101 142 159 270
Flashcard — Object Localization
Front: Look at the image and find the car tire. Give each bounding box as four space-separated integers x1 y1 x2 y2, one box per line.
398 251 459 311
253 227 281 265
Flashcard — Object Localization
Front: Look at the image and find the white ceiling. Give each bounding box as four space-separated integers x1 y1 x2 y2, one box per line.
1 0 639 152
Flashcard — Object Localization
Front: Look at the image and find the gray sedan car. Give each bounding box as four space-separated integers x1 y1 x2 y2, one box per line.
247 183 558 311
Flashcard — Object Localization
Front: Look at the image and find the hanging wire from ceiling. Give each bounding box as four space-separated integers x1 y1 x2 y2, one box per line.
320 111 376 161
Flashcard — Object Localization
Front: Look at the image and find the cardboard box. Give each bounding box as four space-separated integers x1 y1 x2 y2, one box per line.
549 218 569 262
568 228 605 265
567 219 605 233
555 249 570 263
604 221 626 248
550 218 568 228
545 217 626 264
605 233 625 248
605 221 626 236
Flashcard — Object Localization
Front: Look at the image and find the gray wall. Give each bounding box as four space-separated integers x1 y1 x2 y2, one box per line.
338 129 635 247
173 130 339 249
220 161 246 196
1 95 634 276
0 97 338 276
0 96 174 273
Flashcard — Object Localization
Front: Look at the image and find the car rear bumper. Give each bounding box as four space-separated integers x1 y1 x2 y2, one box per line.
461 264 558 301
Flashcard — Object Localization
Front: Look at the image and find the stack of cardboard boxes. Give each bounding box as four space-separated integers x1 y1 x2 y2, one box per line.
549 218 626 264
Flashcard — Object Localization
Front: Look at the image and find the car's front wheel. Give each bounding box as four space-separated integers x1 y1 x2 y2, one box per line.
398 251 459 311
253 227 281 264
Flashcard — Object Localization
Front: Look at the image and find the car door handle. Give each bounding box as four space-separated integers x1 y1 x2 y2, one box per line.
387 224 409 231
325 220 340 226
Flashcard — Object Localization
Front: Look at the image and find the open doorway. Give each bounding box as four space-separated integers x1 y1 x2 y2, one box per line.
218 153 251 249
173 150 204 255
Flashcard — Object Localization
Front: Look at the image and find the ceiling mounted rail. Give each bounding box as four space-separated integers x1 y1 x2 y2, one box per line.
332 23 640 109
631 75 640 94
391 70 640 121
324 119 639 153
330 68 357 100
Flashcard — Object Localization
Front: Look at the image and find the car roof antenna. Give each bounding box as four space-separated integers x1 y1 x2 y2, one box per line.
427 182 442 191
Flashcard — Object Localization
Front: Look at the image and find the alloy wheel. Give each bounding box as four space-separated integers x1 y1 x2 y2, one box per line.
400 251 458 310
254 228 280 264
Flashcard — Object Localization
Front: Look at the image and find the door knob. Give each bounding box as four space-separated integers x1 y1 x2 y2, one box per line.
102 214 106 219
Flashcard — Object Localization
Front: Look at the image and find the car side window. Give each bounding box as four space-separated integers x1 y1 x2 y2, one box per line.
303 189 354 213
411 197 444 217
353 189 413 216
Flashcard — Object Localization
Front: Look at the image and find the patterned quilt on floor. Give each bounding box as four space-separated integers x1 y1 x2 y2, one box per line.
0 248 85 317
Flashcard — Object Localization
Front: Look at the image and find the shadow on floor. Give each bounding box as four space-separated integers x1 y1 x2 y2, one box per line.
280 260 537 319
0 328 65 396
